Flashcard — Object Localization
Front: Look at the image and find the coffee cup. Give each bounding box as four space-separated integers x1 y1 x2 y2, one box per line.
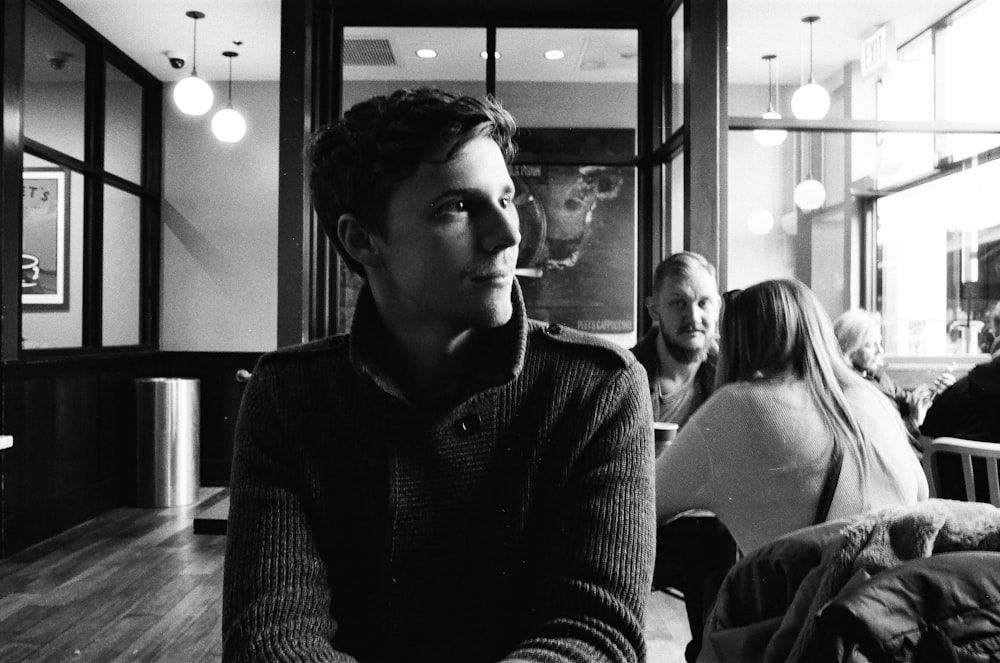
653 422 678 457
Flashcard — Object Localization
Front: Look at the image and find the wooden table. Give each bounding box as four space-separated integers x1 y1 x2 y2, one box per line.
193 489 230 535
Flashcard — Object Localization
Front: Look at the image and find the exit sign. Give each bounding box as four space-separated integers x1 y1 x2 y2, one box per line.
861 24 895 77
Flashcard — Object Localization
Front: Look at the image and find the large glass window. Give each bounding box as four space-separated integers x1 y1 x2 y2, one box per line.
877 159 1000 355
670 153 685 253
498 28 638 346
102 186 142 346
21 155 84 349
19 0 159 353
24 4 86 161
104 64 144 184
342 27 486 109
726 0 999 360
670 7 684 134
941 0 1000 160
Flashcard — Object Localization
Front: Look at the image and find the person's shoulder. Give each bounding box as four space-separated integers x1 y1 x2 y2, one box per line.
255 334 350 371
845 378 908 428
527 320 635 370
709 378 808 419
710 380 767 406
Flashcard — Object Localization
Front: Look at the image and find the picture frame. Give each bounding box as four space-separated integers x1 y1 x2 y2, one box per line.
512 128 636 335
22 168 70 309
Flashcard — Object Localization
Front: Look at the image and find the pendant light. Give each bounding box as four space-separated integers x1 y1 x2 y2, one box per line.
794 132 826 211
173 11 214 116
211 51 247 143
791 16 830 120
747 209 775 235
753 54 787 147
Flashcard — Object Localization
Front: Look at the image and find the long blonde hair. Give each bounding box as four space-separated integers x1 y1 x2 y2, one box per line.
718 280 872 485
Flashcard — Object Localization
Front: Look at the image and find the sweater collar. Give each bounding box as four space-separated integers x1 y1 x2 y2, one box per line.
348 279 529 407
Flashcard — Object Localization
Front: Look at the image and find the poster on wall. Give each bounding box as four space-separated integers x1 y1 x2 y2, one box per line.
22 168 69 309
512 128 635 335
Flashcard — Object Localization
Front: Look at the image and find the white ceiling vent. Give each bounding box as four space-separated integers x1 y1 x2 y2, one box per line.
343 38 397 66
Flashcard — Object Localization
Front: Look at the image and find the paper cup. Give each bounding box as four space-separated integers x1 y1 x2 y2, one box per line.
653 422 679 456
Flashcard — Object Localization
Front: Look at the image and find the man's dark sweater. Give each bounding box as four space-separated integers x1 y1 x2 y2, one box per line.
222 283 655 663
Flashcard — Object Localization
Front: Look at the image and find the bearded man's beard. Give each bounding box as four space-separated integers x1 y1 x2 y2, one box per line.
661 329 709 365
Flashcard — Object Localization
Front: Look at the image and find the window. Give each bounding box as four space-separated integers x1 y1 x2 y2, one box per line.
725 0 1000 359
20 1 160 353
498 28 638 345
876 158 1000 355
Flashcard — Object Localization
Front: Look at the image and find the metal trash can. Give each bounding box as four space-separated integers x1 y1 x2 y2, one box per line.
135 377 200 507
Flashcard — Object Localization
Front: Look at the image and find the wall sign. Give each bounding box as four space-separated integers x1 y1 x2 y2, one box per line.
22 169 70 309
860 24 895 78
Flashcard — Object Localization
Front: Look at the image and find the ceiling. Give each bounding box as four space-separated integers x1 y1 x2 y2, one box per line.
54 0 970 85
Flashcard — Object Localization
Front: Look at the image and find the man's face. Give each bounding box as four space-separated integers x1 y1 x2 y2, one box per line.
368 136 520 334
850 329 885 375
646 270 719 364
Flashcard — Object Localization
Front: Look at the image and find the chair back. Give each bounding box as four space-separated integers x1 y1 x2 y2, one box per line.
923 436 1000 507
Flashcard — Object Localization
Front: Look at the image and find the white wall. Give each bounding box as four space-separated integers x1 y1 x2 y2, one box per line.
161 81 279 352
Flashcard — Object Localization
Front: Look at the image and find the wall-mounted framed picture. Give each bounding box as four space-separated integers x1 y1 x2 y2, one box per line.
22 168 70 309
512 127 636 335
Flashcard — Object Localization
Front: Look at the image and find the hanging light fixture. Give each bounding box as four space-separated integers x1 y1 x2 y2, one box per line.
753 54 787 147
173 10 214 116
794 178 826 210
747 209 775 234
211 51 247 142
791 16 830 120
794 132 826 211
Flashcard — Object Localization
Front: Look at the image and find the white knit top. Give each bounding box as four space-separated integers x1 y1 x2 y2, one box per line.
655 375 927 553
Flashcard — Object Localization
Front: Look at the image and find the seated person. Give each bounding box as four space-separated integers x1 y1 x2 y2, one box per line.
833 308 954 452
222 88 655 662
656 279 928 555
631 251 736 662
981 300 1000 355
921 349 1000 501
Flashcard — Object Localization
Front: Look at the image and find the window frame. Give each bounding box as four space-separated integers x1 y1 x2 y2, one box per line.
11 0 162 359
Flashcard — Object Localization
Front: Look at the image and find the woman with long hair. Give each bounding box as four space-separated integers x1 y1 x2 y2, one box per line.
655 279 927 554
834 308 955 452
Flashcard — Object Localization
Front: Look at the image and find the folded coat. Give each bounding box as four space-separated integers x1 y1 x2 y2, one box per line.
699 499 1000 663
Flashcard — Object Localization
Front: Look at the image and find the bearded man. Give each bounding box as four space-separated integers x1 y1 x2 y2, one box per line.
632 251 735 663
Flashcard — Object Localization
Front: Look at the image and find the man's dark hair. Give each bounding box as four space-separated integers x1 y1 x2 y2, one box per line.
306 87 518 275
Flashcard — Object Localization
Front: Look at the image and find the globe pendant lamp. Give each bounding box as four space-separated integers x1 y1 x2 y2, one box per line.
791 16 830 120
794 133 826 211
794 178 826 210
211 51 247 143
747 209 775 235
753 54 787 147
173 11 214 116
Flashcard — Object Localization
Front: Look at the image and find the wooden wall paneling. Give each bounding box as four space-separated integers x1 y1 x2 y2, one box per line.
0 351 259 557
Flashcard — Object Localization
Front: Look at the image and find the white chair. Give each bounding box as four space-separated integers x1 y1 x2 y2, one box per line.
922 436 1000 507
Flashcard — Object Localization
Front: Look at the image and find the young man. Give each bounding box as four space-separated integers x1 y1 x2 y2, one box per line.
631 252 735 663
222 88 655 663
632 252 719 427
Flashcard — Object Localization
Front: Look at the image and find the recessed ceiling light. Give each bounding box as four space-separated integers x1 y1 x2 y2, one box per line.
480 50 501 60
415 48 437 59
544 49 565 60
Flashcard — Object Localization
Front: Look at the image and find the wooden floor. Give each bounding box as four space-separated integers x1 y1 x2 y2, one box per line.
0 488 691 662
